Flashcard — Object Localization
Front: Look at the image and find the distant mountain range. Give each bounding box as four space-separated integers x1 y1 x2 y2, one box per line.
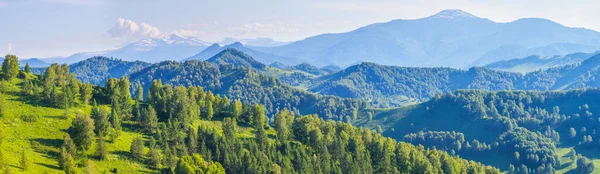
484 51 599 73
251 9 600 68
183 42 303 65
30 9 600 68
38 35 292 64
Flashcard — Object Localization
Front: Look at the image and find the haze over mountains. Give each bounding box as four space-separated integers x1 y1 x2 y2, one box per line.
30 9 600 70
252 9 600 68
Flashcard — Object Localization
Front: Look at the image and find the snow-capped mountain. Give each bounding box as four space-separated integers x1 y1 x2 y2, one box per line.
42 34 212 64
251 9 600 68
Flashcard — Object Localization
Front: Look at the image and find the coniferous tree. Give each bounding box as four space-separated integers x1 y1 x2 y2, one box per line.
24 63 31 73
81 82 93 106
92 104 110 137
147 138 162 169
60 146 76 174
145 105 159 134
68 112 95 150
274 108 293 141
2 54 19 80
110 107 122 137
206 101 214 120
136 84 144 101
96 135 107 160
131 137 144 161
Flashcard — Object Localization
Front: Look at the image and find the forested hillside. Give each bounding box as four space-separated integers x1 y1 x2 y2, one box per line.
70 56 151 85
311 54 600 107
357 89 600 173
0 54 500 173
128 59 366 121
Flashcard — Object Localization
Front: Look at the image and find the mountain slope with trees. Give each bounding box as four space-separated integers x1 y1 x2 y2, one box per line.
356 89 600 173
310 53 600 107
0 54 500 173
70 56 151 85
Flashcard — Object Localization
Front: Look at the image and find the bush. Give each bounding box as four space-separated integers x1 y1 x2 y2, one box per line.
20 114 39 122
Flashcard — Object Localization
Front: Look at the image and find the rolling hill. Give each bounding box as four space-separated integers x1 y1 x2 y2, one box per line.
308 53 600 106
484 52 598 73
69 56 151 85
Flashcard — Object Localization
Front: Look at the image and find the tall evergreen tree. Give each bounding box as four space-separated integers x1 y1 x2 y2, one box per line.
1 54 19 80
24 63 31 73
131 137 144 161
96 135 108 160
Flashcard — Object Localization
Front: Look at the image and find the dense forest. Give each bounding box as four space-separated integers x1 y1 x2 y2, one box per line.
357 89 600 173
0 54 500 173
311 53 600 107
127 51 367 122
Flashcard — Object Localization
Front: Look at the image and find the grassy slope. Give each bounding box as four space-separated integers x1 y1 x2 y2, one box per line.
0 79 153 173
0 78 275 173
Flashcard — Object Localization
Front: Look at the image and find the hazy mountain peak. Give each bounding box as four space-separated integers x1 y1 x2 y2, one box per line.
429 9 478 19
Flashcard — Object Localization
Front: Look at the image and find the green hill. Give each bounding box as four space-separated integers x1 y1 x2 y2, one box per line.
70 56 151 85
356 89 600 173
0 62 499 173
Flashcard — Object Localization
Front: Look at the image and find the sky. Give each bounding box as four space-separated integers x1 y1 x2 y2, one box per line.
1 0 600 58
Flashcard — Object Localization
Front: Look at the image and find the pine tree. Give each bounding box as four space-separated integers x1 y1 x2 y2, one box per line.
96 135 107 160
92 105 110 137
2 54 19 80
60 146 76 174
232 99 243 118
130 137 144 161
110 107 122 137
147 138 162 169
274 108 293 141
24 63 31 73
136 84 144 101
145 105 159 134
206 101 214 120
80 83 93 106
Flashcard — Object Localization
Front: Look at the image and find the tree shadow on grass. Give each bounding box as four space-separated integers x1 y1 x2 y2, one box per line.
111 150 131 159
5 90 53 108
32 138 63 148
122 121 143 132
35 162 61 170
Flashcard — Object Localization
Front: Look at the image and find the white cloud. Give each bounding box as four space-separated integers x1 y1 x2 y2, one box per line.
107 18 161 40
228 23 300 36
7 43 12 54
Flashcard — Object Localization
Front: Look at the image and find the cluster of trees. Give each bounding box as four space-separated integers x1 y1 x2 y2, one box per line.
70 56 150 85
403 131 491 155
40 69 499 173
309 55 600 107
128 58 367 122
375 89 600 173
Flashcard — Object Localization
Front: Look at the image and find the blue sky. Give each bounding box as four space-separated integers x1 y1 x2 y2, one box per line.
1 0 600 58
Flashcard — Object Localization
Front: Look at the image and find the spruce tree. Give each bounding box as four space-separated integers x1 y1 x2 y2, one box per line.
96 135 107 160
24 63 31 73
